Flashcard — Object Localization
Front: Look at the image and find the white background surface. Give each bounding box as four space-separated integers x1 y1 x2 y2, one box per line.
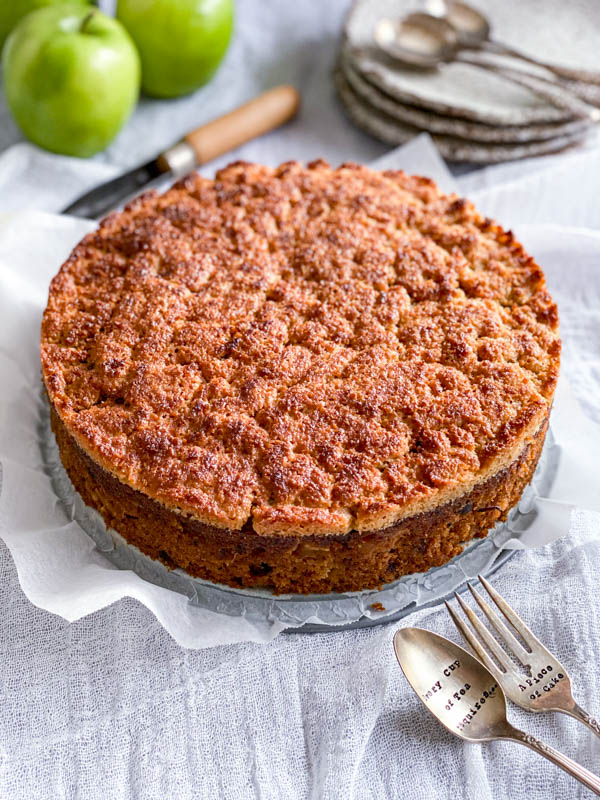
2 1 600 798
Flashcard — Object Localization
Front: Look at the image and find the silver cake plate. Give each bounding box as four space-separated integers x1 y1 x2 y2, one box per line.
40 401 558 634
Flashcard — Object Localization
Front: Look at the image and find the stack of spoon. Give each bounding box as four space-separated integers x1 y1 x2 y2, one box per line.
337 0 600 163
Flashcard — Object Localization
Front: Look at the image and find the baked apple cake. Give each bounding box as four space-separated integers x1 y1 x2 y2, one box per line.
41 161 560 594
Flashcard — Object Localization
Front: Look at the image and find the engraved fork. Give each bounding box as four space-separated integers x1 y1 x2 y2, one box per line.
446 574 600 736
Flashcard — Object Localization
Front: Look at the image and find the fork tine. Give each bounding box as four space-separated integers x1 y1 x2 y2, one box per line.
467 583 532 666
454 592 515 673
478 574 544 652
445 601 504 681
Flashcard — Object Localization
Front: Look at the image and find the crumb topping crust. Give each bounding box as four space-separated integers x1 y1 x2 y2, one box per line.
41 161 560 534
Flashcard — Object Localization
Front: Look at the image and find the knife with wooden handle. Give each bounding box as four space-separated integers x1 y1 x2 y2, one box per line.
62 85 301 219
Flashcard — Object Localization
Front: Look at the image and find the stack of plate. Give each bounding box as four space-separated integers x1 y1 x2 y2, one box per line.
337 0 600 163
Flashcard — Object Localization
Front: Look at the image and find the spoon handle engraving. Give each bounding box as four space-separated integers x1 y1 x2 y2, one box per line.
561 703 600 738
507 726 600 796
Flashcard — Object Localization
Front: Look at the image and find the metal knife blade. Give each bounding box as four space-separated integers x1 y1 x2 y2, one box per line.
62 159 165 219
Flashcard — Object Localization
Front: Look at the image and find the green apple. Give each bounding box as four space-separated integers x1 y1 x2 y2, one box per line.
0 0 91 52
117 0 233 98
2 4 141 157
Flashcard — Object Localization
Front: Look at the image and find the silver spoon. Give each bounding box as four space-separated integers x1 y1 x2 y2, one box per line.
394 628 600 796
374 14 600 122
430 0 600 85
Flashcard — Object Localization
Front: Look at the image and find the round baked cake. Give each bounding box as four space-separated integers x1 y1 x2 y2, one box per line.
41 161 560 594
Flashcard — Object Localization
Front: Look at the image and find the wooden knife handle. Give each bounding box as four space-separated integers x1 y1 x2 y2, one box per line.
183 85 300 165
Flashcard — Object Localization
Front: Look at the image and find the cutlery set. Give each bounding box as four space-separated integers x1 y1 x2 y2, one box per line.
373 3 600 121
339 0 600 163
374 13 600 122
394 577 600 795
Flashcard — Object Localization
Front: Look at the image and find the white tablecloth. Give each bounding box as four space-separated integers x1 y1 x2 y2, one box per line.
2 1 600 797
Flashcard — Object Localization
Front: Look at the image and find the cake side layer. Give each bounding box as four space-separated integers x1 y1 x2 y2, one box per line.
50 401 549 595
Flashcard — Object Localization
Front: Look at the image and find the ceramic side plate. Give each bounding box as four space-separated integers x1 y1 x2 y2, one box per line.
340 49 592 145
334 68 589 163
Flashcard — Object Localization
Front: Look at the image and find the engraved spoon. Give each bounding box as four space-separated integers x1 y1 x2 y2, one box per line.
426 0 600 85
394 628 600 796
373 14 600 123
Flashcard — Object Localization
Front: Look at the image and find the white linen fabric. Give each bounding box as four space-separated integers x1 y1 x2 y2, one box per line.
4 512 600 799
2 1 600 796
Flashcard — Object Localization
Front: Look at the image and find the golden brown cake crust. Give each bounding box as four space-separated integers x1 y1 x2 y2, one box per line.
42 160 560 592
41 160 560 539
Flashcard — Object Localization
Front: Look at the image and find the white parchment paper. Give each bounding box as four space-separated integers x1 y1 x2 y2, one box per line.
1 139 599 648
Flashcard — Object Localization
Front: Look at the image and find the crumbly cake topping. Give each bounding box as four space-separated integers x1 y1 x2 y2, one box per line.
41 161 560 533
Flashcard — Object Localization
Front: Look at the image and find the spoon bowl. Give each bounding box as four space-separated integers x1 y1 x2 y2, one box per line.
430 0 491 47
394 628 510 742
374 13 457 69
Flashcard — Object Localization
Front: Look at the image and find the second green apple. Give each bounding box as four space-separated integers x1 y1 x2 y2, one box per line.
116 0 234 99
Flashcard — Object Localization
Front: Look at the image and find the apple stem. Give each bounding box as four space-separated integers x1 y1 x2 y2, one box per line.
80 10 95 33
